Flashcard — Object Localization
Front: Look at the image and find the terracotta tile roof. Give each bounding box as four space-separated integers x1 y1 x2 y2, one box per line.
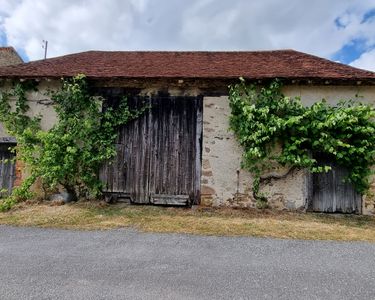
0 47 23 67
0 50 374 82
0 47 14 51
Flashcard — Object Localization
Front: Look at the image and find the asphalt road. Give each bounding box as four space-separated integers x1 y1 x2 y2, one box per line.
0 226 374 300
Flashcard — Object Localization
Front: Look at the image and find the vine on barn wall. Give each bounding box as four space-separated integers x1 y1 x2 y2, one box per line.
0 74 143 211
228 78 375 207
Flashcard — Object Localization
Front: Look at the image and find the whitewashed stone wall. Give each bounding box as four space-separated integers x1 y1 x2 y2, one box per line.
200 96 308 210
283 85 375 106
201 85 375 214
0 80 60 138
200 96 254 207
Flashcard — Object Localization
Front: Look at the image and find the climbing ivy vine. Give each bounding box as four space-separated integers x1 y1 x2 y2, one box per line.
0 74 141 211
229 78 375 207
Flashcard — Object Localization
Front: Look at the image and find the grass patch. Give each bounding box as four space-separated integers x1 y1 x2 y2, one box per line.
1 201 375 242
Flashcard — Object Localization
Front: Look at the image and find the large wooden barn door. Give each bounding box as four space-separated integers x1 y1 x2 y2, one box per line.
311 157 362 213
100 96 151 203
0 143 16 195
148 96 202 205
100 93 202 206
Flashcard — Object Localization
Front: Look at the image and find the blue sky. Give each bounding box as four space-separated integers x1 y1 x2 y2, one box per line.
331 7 375 66
0 0 375 71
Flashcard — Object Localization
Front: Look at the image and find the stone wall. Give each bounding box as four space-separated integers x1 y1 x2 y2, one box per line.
283 85 375 106
200 96 308 210
0 80 60 138
286 85 375 214
363 170 375 215
0 80 60 188
201 96 254 207
201 85 375 213
1 80 374 214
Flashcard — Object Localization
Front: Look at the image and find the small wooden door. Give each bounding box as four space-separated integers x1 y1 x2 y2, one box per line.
100 93 202 206
0 143 16 195
312 158 362 213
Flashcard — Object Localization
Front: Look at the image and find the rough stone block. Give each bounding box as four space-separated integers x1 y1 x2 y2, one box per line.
201 185 216 195
202 170 213 177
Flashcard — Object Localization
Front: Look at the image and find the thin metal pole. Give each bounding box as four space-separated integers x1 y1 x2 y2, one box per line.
43 40 48 59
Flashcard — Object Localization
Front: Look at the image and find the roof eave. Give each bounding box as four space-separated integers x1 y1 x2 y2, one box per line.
1 75 375 86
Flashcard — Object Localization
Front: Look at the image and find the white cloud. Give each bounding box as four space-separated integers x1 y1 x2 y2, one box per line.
1 0 148 60
350 49 375 71
1 0 375 62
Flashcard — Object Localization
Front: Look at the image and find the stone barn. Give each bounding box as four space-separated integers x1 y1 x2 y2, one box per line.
0 50 374 214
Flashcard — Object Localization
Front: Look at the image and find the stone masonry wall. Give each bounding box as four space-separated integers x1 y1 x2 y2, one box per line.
200 96 307 210
0 80 60 189
200 96 255 207
0 80 60 138
284 85 375 214
201 85 375 213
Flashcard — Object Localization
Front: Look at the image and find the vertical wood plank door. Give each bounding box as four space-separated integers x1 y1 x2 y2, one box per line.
100 95 151 203
312 159 362 213
100 94 203 206
148 96 203 205
0 144 16 196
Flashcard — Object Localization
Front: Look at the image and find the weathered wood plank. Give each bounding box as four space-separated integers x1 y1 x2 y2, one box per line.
99 92 203 206
150 194 189 205
312 156 361 213
0 144 16 195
